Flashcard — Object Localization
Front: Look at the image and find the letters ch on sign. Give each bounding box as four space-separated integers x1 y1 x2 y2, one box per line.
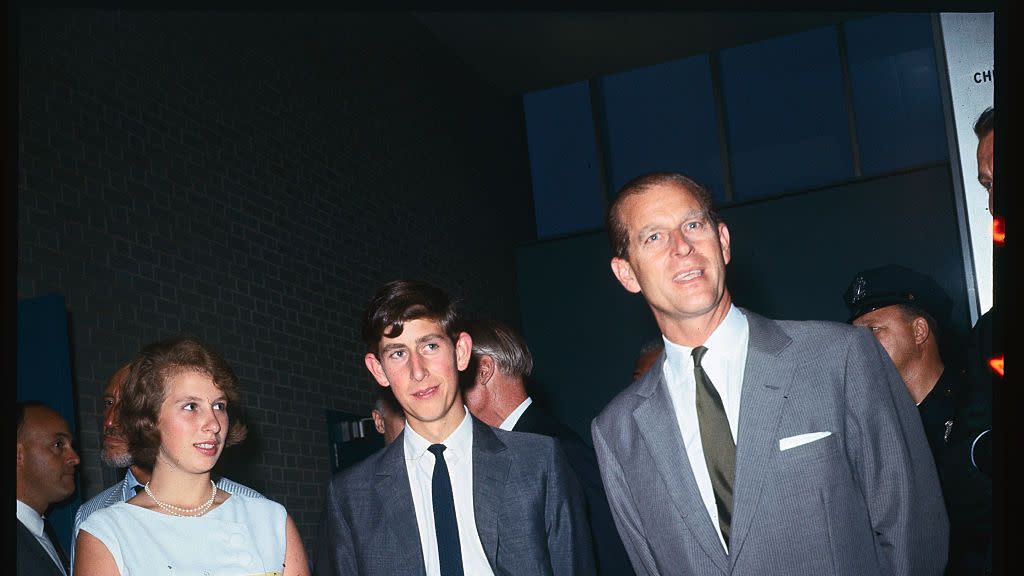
973 69 994 83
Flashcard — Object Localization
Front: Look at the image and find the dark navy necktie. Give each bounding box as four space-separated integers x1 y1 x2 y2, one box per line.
428 444 464 576
42 517 70 573
693 345 736 547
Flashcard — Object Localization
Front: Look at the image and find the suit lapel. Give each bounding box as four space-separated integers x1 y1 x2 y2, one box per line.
373 432 427 574
727 310 793 565
472 417 511 568
17 521 65 576
633 363 730 574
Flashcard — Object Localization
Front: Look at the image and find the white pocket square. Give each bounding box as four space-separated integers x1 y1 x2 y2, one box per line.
779 431 832 451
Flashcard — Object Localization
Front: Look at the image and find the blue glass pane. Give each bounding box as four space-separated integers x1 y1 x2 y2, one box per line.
599 55 725 201
845 13 948 175
720 27 853 200
523 81 604 239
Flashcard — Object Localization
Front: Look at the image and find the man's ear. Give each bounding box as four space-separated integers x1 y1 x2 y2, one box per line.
455 332 473 371
718 222 731 265
611 257 641 293
476 355 496 386
371 410 386 434
364 353 390 387
911 316 930 345
16 442 24 469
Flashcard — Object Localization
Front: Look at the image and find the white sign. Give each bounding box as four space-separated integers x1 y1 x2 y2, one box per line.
939 12 993 320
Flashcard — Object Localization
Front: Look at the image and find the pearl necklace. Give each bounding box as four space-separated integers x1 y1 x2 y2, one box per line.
144 480 218 517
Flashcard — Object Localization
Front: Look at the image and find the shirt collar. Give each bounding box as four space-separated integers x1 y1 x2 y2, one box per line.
125 467 143 490
663 304 744 369
498 397 533 431
403 405 473 465
16 499 45 537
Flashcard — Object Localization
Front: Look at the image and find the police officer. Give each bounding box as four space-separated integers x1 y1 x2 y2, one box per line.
843 264 980 575
843 264 963 470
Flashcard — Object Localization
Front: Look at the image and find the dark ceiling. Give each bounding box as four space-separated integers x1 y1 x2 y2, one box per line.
413 12 875 95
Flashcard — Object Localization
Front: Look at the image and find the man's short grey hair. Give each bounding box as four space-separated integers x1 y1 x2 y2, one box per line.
463 319 534 379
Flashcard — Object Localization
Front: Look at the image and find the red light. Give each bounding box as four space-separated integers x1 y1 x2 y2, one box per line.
989 355 1004 377
993 217 1005 246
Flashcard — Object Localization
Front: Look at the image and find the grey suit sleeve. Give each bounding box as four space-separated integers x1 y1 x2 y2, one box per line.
545 440 597 576
314 477 358 576
845 329 949 575
591 422 659 576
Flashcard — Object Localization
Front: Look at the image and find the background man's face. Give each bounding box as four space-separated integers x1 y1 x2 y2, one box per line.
101 365 133 468
977 130 994 213
17 406 80 510
372 406 406 446
852 305 917 379
633 347 662 380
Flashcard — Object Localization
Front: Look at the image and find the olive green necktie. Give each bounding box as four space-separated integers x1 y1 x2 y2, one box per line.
693 345 735 547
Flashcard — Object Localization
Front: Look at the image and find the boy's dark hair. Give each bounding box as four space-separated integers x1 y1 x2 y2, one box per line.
361 280 460 357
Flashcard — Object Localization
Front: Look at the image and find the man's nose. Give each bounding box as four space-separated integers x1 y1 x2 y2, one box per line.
103 404 118 431
670 228 694 256
410 354 428 381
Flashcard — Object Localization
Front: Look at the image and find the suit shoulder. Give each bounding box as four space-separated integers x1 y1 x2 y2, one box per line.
773 317 861 339
594 377 648 430
77 480 125 525
327 446 390 492
772 318 868 352
762 317 885 375
492 426 560 454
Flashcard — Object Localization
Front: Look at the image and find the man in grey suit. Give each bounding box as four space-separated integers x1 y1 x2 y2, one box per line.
316 280 594 576
592 172 948 575
461 318 633 576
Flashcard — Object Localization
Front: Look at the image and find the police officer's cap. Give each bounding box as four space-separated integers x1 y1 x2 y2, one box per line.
842 264 951 324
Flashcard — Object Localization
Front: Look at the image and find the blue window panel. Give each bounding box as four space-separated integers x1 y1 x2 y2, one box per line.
599 55 725 201
524 81 604 239
720 27 854 200
845 13 948 175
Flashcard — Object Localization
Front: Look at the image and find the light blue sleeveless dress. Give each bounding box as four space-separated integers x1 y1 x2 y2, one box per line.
79 493 287 576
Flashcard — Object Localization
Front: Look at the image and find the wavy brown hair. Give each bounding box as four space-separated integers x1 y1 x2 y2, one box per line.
119 336 248 468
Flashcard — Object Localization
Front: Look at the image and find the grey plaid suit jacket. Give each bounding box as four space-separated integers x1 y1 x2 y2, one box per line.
592 309 948 576
315 414 595 576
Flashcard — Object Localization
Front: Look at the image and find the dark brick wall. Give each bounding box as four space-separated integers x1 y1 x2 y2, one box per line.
17 9 535 550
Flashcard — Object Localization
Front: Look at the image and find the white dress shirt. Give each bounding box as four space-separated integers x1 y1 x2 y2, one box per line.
17 499 69 576
662 304 749 552
404 406 494 576
498 396 533 431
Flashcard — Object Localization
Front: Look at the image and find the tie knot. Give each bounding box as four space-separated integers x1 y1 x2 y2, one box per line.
428 443 447 457
692 346 708 366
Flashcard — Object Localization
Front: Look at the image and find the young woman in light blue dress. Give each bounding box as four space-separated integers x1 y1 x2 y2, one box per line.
75 336 308 576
